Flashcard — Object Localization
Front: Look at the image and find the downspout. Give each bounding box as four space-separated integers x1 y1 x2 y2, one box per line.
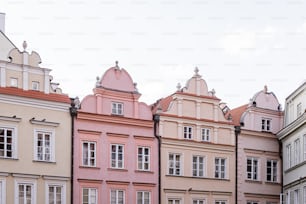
69 98 78 204
234 125 241 204
278 139 283 203
153 114 161 204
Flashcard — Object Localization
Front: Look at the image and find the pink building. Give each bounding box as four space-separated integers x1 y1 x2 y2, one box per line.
73 63 158 204
229 86 283 204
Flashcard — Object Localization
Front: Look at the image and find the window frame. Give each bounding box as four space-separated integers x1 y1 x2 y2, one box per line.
111 144 124 169
201 128 210 142
183 126 193 139
82 187 97 204
246 201 258 204
34 129 55 162
261 118 271 132
0 178 6 204
266 159 277 182
0 126 17 159
137 146 150 171
294 139 300 166
192 155 205 177
82 141 97 167
215 200 227 204
10 77 18 87
193 199 205 204
31 81 39 91
168 198 181 204
297 103 302 117
136 191 151 204
215 157 226 179
110 189 125 204
111 102 124 115
46 181 66 204
304 134 306 161
14 179 37 204
286 144 292 169
168 153 181 176
247 157 258 180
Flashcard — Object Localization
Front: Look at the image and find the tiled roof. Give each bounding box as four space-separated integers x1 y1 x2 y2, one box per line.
228 104 248 126
0 87 71 104
151 95 173 113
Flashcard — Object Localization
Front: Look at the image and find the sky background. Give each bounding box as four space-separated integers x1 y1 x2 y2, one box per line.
1 0 305 109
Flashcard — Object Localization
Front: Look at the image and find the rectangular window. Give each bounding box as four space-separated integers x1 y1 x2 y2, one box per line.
193 199 205 204
193 156 204 177
48 185 63 204
287 144 292 169
111 144 124 168
183 126 193 139
31 81 39 91
137 191 150 204
168 199 180 204
18 183 34 204
266 160 277 182
82 141 96 167
10 77 18 87
215 200 226 204
247 201 258 204
35 131 53 162
215 158 226 179
297 103 302 117
304 135 306 161
82 188 97 204
294 139 300 165
294 189 299 204
168 153 181 175
137 147 150 171
247 157 258 180
111 190 124 204
112 102 123 115
201 128 210 142
0 127 14 158
261 118 271 131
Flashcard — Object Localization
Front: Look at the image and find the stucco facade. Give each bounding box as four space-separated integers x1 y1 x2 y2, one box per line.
230 86 283 204
153 68 235 204
0 38 71 203
277 81 306 204
73 64 158 204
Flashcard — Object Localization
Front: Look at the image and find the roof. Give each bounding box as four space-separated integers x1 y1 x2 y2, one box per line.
0 87 71 104
227 104 248 126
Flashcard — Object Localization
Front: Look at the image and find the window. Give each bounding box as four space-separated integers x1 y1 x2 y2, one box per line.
294 189 299 204
201 128 210 142
247 201 258 204
112 102 123 115
82 188 97 204
0 127 15 158
10 77 18 87
266 160 277 182
297 103 302 117
193 156 204 177
303 186 306 204
137 191 150 204
287 144 292 169
215 158 226 179
48 185 63 204
247 157 258 180
34 131 53 162
183 126 193 139
215 200 226 204
111 144 124 168
137 147 150 171
168 153 181 175
261 118 271 131
304 135 306 161
82 141 96 167
0 179 5 204
193 199 205 204
168 199 180 204
111 190 124 204
31 81 39 91
17 183 34 204
294 139 300 165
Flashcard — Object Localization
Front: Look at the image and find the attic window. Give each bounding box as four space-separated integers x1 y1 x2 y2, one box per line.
112 102 123 115
10 78 18 87
32 81 39 91
261 118 271 132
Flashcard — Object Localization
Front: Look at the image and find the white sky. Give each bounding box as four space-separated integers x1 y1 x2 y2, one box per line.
1 0 306 109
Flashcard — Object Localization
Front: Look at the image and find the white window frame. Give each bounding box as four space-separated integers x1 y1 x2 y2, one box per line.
136 191 151 204
294 189 299 204
201 128 210 142
266 160 277 182
112 102 124 115
168 153 181 176
0 178 6 204
303 186 306 204
31 81 39 91
137 146 150 171
14 179 37 204
261 118 271 131
82 141 96 167
192 155 205 177
247 157 258 180
215 157 226 179
45 181 66 204
111 189 125 204
82 187 97 204
168 198 181 204
215 200 227 204
294 139 300 165
304 134 306 161
183 126 193 139
0 126 17 159
111 144 124 169
297 103 302 117
10 77 18 87
286 144 292 169
34 129 55 162
193 199 205 204
246 201 258 204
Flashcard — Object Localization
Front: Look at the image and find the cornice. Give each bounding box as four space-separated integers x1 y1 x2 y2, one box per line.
277 113 306 140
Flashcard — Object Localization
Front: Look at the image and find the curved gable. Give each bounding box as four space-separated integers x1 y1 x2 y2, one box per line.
250 86 281 111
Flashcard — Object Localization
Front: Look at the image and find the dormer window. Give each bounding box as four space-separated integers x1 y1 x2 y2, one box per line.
32 81 39 91
112 102 123 115
261 118 271 132
10 78 18 87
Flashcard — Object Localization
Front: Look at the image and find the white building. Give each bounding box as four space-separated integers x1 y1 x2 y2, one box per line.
277 81 306 204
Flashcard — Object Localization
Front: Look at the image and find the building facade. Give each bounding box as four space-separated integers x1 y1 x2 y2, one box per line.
230 86 283 204
73 64 158 204
277 81 306 204
153 68 236 204
0 35 71 203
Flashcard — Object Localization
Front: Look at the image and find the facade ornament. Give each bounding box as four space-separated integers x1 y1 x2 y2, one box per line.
115 60 120 69
96 76 100 87
176 83 181 91
264 85 268 93
194 66 199 76
134 82 138 92
211 88 216 96
22 41 27 52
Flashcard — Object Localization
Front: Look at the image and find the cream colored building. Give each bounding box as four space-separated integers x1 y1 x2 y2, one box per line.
153 68 235 204
0 30 71 203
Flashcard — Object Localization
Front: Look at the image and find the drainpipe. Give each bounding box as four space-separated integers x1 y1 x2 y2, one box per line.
153 114 161 204
278 139 283 203
69 98 78 204
234 126 241 204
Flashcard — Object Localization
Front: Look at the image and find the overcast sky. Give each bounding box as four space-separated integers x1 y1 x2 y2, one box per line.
1 0 305 109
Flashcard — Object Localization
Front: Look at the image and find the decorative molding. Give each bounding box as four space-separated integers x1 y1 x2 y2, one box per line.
77 179 103 184
106 180 130 185
0 115 21 122
133 135 154 140
107 132 129 138
0 172 9 177
29 118 59 127
43 176 70 181
12 173 40 179
77 129 102 135
132 182 156 187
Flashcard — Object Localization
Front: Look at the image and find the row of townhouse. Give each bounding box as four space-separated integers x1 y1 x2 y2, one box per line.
0 13 305 204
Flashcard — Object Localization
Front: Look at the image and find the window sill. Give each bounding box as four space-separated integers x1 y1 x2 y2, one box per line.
79 166 100 169
108 168 128 172
33 160 56 164
0 157 18 160
135 170 154 174
245 179 262 184
265 181 280 185
111 114 124 117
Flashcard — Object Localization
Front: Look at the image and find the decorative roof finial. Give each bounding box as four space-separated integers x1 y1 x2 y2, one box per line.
194 66 199 76
211 88 216 96
115 61 119 69
96 76 100 87
264 85 268 93
176 83 181 91
22 41 27 51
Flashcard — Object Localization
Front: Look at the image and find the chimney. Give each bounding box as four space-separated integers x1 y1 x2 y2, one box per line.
0 12 5 33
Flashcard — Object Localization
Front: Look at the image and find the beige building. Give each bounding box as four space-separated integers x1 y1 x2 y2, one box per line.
153 68 235 204
0 29 71 203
